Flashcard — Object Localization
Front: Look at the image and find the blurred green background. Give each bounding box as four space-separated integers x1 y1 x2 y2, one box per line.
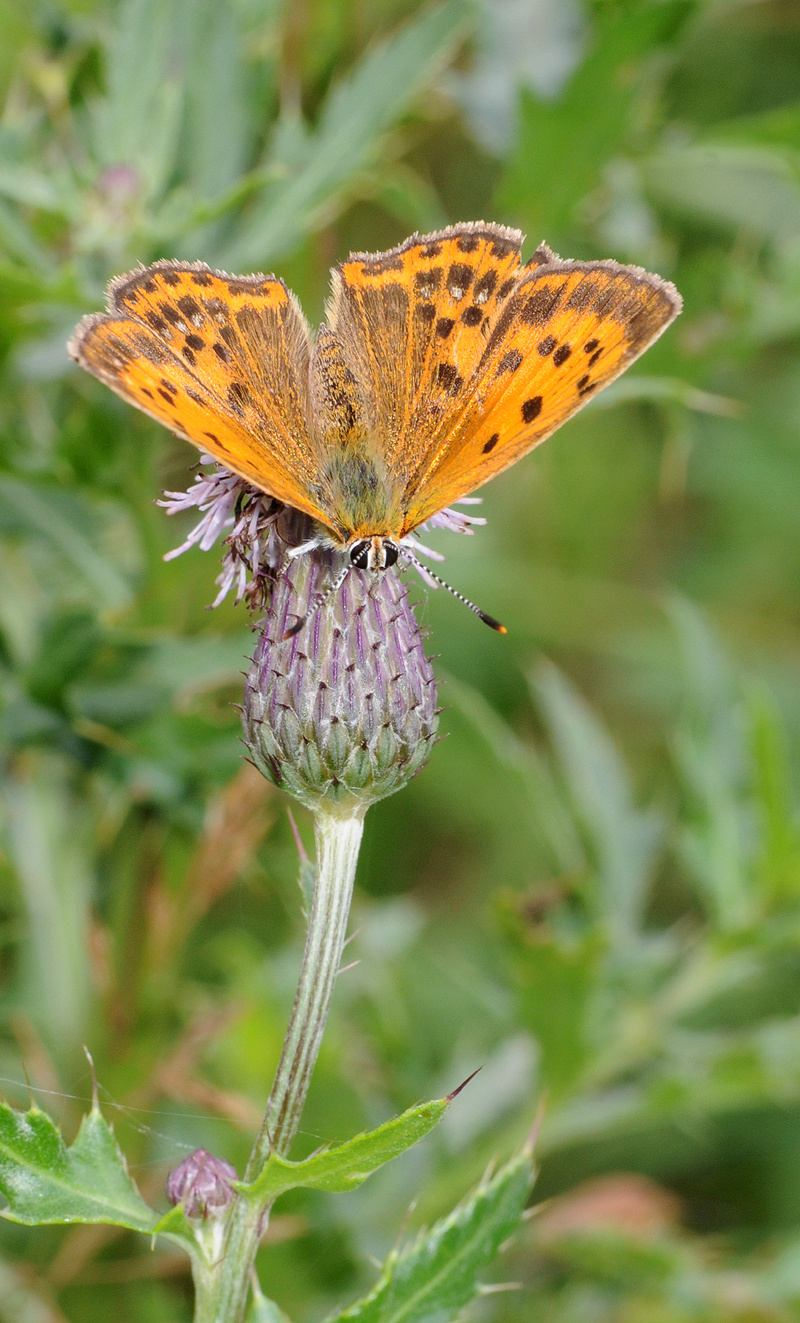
3 0 800 1318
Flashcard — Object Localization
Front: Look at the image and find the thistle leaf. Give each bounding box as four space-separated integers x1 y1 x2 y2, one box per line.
238 1097 450 1203
0 1102 156 1230
328 1146 534 1323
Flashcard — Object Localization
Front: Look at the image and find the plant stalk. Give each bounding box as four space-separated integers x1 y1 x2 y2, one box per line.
195 807 365 1323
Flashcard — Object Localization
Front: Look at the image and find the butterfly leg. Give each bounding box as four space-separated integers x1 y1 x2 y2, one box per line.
286 535 329 560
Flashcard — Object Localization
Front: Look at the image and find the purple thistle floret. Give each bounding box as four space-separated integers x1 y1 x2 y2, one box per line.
165 1148 238 1220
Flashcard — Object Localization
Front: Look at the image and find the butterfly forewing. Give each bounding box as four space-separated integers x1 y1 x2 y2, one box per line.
69 262 333 526
399 254 682 530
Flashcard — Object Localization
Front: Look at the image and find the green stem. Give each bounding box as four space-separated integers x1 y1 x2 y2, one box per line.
195 807 365 1323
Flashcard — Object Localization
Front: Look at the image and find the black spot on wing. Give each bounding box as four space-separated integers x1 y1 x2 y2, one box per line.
537 336 556 356
177 295 201 320
436 362 463 395
227 381 250 413
566 279 598 311
474 271 497 304
415 268 442 299
520 283 565 326
497 349 523 373
360 256 404 276
447 264 474 300
160 304 183 326
490 236 517 258
204 298 231 322
553 344 571 366
522 396 542 423
482 432 500 454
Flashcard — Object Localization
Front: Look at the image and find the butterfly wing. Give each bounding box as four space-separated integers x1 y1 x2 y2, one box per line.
325 222 525 513
401 252 682 529
325 226 680 535
69 261 334 526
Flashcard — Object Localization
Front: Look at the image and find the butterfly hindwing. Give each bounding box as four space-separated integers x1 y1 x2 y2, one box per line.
69 261 333 525
326 223 525 501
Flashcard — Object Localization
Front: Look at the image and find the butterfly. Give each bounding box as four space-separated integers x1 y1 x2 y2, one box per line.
69 222 681 634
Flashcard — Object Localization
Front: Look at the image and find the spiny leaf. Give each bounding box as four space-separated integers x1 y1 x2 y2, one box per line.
327 1144 534 1323
238 1096 450 1204
0 1102 156 1230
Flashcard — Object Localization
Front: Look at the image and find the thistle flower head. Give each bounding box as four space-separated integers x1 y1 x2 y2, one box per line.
159 465 487 812
242 510 439 814
165 1149 238 1220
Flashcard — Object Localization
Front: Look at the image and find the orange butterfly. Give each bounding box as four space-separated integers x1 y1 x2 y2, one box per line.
69 222 680 633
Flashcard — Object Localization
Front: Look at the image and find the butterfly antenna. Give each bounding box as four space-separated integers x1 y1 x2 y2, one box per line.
283 564 350 639
402 550 507 633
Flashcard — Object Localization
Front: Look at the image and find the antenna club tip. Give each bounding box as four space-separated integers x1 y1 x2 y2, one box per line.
282 622 302 640
479 612 507 633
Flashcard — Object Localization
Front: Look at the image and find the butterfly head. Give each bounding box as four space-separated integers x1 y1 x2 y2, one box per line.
348 536 400 572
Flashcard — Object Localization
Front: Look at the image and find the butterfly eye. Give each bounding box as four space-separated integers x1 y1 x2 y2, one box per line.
349 540 370 569
383 542 399 568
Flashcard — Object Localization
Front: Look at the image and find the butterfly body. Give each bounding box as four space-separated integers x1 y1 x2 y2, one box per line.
69 222 681 625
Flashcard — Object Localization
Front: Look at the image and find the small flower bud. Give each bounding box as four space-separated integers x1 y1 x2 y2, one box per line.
242 515 439 813
165 1149 238 1220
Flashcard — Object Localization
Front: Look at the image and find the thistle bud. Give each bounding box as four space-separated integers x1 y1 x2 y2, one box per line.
165 1149 238 1221
242 515 439 814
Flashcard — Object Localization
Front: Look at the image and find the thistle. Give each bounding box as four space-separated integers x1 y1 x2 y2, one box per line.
158 473 445 1322
242 510 439 814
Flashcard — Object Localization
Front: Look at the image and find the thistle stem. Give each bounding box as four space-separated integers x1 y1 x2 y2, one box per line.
196 807 364 1323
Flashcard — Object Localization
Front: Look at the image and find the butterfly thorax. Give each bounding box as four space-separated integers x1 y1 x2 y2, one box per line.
320 445 404 545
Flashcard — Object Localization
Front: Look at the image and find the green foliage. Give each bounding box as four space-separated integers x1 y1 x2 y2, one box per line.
330 1148 533 1323
3 0 800 1319
0 1102 156 1230
240 1097 450 1202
